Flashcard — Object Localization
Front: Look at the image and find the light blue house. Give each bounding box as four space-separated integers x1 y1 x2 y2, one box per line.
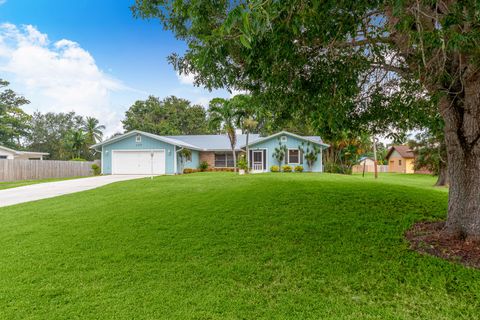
91 130 329 175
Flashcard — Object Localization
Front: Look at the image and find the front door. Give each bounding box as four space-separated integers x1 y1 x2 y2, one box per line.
252 150 263 172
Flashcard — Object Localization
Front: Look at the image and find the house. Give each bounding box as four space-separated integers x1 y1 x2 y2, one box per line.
386 145 415 173
91 130 329 175
358 156 375 166
0 145 49 160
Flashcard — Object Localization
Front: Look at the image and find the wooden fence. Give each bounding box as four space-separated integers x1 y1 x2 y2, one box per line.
351 164 389 174
0 159 95 182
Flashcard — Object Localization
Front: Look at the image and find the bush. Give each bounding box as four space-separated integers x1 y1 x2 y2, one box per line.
207 167 235 172
237 156 248 170
198 161 209 172
294 165 304 172
324 162 352 174
71 157 86 161
91 164 101 175
270 165 280 172
282 165 292 172
183 168 199 174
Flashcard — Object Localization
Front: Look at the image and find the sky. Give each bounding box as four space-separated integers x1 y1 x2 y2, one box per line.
0 0 231 135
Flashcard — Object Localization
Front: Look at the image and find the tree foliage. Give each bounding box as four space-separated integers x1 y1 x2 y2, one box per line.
26 112 103 160
132 0 480 239
0 79 31 148
123 95 210 135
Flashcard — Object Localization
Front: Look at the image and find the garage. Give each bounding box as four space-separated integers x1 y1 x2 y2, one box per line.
112 150 165 175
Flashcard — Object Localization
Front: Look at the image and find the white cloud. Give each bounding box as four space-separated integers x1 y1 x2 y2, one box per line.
0 23 129 135
229 88 248 97
176 71 196 85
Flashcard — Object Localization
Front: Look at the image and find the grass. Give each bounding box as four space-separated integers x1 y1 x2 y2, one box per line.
0 172 478 319
352 172 449 192
0 176 86 190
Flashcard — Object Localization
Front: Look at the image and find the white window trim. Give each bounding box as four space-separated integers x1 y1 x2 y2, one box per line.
280 136 287 143
135 134 142 143
287 149 300 164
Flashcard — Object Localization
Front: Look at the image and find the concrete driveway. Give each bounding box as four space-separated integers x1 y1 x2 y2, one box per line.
0 175 149 208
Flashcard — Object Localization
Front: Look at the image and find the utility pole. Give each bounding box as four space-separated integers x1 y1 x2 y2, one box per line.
373 135 378 179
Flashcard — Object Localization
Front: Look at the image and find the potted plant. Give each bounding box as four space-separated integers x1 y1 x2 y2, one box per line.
237 155 248 175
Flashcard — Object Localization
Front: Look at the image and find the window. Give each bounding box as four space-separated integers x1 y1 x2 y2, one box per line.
135 134 141 143
0 155 7 159
288 149 300 164
399 159 402 165
280 136 287 143
214 153 236 167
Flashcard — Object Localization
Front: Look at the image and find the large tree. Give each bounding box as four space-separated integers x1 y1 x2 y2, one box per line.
133 0 480 240
123 95 210 135
0 80 31 148
26 112 98 160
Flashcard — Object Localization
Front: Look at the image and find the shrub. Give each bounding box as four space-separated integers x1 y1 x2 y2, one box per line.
324 162 352 174
71 157 86 161
294 165 304 172
91 164 101 175
198 161 209 172
270 165 280 172
207 167 235 172
282 165 292 172
237 155 248 171
183 168 199 174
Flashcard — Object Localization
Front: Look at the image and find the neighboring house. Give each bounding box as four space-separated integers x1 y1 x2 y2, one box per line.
91 130 329 175
0 145 49 160
358 156 375 166
386 145 415 173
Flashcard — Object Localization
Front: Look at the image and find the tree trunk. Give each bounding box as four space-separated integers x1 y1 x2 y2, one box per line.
435 161 449 187
232 148 237 172
441 78 480 240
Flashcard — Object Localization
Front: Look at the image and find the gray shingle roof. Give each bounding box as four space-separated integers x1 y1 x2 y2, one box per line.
166 134 261 151
92 130 326 151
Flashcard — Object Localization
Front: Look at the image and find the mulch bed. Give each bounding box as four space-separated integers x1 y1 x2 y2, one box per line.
406 221 480 269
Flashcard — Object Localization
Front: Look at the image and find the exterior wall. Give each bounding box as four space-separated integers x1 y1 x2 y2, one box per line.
15 153 44 160
199 151 215 167
388 157 405 173
0 149 15 160
359 158 375 166
102 133 177 174
405 159 415 174
177 149 200 172
249 134 324 172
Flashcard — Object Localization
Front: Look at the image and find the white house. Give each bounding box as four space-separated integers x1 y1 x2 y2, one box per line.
0 145 49 160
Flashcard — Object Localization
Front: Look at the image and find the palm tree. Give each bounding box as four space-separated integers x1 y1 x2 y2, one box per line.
208 98 238 171
66 129 87 159
232 95 259 172
83 117 105 144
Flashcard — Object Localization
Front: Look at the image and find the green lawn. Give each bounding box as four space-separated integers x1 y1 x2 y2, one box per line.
0 173 478 319
0 176 86 190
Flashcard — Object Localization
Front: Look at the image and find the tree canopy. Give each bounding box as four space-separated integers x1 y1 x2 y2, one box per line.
123 95 210 135
0 79 31 148
26 111 104 161
132 0 480 239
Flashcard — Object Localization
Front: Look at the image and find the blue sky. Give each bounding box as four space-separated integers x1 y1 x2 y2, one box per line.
0 0 230 134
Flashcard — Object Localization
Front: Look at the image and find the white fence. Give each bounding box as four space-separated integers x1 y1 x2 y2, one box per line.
351 164 389 174
0 159 95 182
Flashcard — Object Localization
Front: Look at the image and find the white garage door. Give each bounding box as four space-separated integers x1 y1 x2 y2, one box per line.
112 150 165 175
